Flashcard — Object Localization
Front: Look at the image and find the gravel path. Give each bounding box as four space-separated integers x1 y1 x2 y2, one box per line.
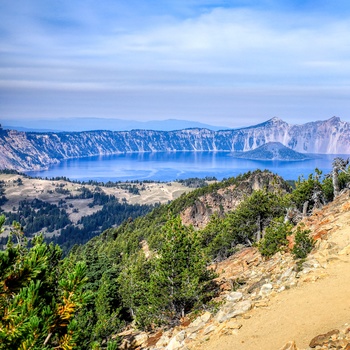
201 255 350 350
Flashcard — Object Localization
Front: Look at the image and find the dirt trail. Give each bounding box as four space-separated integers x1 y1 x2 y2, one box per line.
201 255 350 350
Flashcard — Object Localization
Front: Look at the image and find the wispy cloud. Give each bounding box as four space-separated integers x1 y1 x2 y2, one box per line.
1 0 350 125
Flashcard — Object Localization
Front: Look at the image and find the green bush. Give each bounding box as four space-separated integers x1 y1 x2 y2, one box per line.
290 171 322 212
0 217 91 350
258 218 293 257
292 225 314 259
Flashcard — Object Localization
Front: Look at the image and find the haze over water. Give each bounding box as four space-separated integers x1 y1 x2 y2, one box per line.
26 152 342 182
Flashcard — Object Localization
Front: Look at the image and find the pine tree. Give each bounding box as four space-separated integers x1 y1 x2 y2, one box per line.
149 215 216 324
117 251 154 328
93 268 123 345
117 215 217 329
0 216 91 349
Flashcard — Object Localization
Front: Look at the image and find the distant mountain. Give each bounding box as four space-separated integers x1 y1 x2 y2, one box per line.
2 118 227 132
3 126 60 133
0 117 349 171
234 142 311 161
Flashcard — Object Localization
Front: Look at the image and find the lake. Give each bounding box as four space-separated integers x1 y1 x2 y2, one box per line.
25 152 346 182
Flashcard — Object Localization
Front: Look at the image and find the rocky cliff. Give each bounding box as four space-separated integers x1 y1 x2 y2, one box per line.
180 171 289 229
0 116 349 171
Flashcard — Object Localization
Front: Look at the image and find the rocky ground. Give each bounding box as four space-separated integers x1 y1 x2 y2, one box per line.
120 190 350 350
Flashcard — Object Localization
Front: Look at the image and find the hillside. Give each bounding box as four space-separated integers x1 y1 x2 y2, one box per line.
123 189 350 350
104 170 291 258
2 166 350 349
199 190 350 350
0 173 192 210
234 142 310 161
0 172 194 251
0 116 349 171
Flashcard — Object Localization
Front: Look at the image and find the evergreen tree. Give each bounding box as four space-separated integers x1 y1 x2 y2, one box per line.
149 215 216 324
0 216 91 350
117 215 217 329
206 189 289 260
292 225 315 259
69 238 124 349
93 268 123 345
322 158 350 201
117 251 154 328
290 170 323 214
258 217 293 257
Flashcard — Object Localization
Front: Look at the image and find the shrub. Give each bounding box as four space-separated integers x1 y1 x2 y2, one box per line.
258 218 293 257
0 217 91 349
292 225 314 259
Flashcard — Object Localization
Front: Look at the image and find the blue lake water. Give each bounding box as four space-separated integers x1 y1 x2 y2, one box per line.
26 152 346 182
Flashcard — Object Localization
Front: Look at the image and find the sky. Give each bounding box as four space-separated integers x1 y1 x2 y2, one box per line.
1 0 350 128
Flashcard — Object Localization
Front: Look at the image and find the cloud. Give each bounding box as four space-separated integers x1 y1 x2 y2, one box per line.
110 8 350 73
1 1 350 123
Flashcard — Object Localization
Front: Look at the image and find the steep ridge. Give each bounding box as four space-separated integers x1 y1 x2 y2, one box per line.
0 117 349 171
124 190 350 350
180 171 290 229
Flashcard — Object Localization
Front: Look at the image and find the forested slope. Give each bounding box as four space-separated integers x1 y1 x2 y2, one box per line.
1 163 350 349
63 170 307 346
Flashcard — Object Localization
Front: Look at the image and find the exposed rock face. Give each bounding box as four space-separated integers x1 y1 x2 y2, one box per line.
180 171 289 229
0 117 349 171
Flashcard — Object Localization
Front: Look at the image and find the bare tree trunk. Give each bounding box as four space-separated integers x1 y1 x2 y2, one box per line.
246 238 253 246
331 157 349 198
302 201 309 217
284 209 290 223
333 169 340 198
256 215 261 242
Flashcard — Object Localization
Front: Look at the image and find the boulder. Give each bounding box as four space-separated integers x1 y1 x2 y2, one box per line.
224 320 242 330
279 267 295 282
215 300 252 323
301 259 320 270
203 325 216 335
309 329 340 348
259 283 273 296
200 311 212 323
226 291 243 302
166 330 186 350
133 333 148 347
156 333 171 348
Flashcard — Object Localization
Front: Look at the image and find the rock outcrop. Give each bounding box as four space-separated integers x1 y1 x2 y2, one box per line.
180 171 289 229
